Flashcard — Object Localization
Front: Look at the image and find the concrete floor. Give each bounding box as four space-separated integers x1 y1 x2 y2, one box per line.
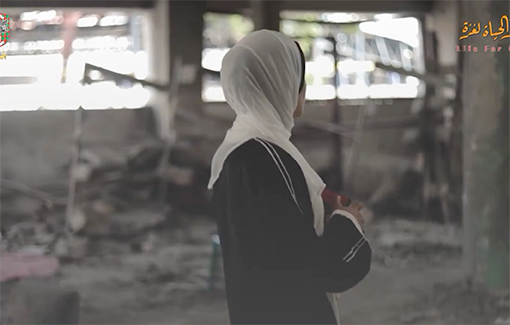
72 261 464 324
10 218 504 325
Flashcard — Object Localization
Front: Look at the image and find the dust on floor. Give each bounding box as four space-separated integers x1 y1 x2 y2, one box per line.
56 218 508 325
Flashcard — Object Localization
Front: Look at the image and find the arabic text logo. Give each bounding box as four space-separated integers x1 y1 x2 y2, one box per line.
460 14 510 41
0 13 9 47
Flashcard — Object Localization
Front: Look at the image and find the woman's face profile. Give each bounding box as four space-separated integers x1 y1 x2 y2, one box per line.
293 82 307 118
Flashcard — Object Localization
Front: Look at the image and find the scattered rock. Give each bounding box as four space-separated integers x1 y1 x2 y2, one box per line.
1 142 210 258
2 222 56 253
83 209 166 238
54 237 89 260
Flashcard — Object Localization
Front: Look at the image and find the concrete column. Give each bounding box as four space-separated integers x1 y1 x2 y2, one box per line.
426 1 459 70
250 0 281 31
461 0 509 289
169 1 206 114
148 1 169 84
147 0 172 139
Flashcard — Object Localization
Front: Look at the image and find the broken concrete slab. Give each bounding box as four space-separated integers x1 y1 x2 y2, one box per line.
2 222 56 253
54 236 89 260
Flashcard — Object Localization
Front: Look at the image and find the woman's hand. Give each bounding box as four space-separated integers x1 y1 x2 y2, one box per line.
331 196 364 228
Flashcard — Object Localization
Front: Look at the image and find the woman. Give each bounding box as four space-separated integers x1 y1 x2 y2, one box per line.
208 30 371 325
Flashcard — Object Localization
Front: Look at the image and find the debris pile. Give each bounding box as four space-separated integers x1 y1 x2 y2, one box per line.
367 219 462 268
69 142 211 214
397 281 509 324
0 142 212 260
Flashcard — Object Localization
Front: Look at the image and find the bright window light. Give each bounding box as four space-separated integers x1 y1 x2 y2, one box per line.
77 15 99 28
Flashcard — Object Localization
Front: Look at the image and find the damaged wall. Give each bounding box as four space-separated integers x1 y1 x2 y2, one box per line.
1 99 417 193
0 109 154 187
425 0 459 70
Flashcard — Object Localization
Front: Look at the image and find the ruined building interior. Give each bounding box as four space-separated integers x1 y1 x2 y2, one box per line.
0 0 508 324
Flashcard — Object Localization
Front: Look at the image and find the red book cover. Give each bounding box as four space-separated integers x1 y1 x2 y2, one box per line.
321 188 351 208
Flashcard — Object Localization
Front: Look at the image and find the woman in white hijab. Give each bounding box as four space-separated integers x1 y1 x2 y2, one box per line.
209 30 371 325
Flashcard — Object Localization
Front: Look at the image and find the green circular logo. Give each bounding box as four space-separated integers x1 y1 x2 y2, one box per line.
0 13 10 48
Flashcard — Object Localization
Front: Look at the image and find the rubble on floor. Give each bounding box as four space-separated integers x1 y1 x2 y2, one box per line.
397 280 509 324
367 219 463 268
1 279 80 325
0 142 212 261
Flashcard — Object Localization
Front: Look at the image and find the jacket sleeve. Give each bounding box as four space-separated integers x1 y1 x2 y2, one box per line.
317 211 372 293
217 140 371 292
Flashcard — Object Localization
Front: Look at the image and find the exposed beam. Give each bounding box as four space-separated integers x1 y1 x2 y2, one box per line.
84 63 169 91
281 0 434 13
206 0 246 14
206 0 434 14
251 0 281 31
0 0 155 8
2 0 432 12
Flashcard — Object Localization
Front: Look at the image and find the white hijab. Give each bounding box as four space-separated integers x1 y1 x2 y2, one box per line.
207 30 326 237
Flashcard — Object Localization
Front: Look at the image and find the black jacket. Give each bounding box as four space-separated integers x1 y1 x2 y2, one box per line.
212 139 371 324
